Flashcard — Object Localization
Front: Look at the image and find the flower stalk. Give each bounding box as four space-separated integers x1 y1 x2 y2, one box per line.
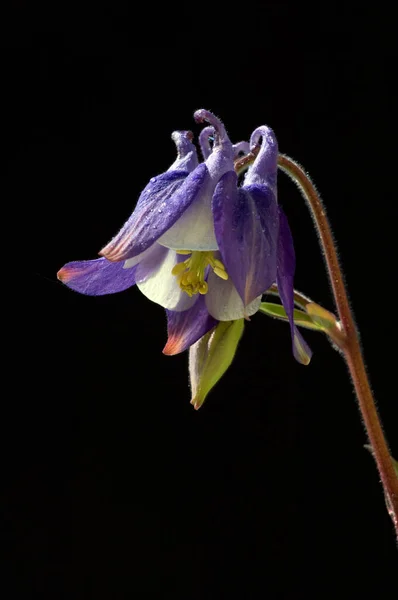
236 149 398 536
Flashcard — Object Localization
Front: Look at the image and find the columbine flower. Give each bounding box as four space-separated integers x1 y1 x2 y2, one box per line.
57 109 311 366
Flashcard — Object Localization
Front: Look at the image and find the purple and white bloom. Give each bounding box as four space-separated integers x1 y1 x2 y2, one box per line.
57 109 311 364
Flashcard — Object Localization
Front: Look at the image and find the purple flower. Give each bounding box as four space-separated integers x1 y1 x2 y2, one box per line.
57 109 311 364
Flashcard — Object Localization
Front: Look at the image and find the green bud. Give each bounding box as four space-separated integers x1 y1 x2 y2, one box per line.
189 319 244 410
305 303 345 346
259 302 324 332
305 303 339 332
259 301 345 348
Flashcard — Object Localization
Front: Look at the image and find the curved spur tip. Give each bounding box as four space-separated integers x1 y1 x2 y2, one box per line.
194 109 207 124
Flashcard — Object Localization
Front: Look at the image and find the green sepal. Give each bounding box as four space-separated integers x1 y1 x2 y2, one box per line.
189 319 244 410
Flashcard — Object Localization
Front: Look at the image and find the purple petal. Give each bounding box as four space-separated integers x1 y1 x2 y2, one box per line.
167 130 198 173
194 109 234 176
194 110 230 150
99 131 200 262
199 126 215 160
163 296 218 355
212 170 279 307
158 110 235 252
276 207 312 365
100 163 211 261
58 243 166 296
232 141 250 157
245 126 278 190
57 257 138 296
99 170 187 261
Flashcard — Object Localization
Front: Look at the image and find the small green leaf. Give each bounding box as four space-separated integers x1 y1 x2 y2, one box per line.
259 302 325 332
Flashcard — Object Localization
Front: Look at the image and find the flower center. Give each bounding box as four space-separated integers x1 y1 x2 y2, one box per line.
171 251 228 297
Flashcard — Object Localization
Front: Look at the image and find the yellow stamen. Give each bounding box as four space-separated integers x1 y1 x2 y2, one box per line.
180 272 191 287
171 262 187 276
186 271 196 284
199 281 208 295
214 266 229 280
213 258 226 270
171 251 229 296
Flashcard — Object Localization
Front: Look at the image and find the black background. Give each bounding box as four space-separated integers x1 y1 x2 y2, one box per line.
3 3 398 598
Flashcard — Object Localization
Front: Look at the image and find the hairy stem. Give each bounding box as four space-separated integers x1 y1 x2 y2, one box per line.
235 149 398 536
279 153 398 536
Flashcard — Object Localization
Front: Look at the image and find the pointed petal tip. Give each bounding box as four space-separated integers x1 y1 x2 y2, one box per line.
190 397 202 410
162 334 183 356
98 247 119 262
57 267 68 282
57 265 82 284
98 243 130 263
293 332 312 366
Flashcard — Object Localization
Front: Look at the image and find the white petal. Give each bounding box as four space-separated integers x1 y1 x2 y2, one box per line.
123 244 158 269
157 184 218 251
137 249 198 311
205 271 262 321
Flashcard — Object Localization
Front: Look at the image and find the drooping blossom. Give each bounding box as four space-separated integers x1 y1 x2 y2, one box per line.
58 109 310 364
